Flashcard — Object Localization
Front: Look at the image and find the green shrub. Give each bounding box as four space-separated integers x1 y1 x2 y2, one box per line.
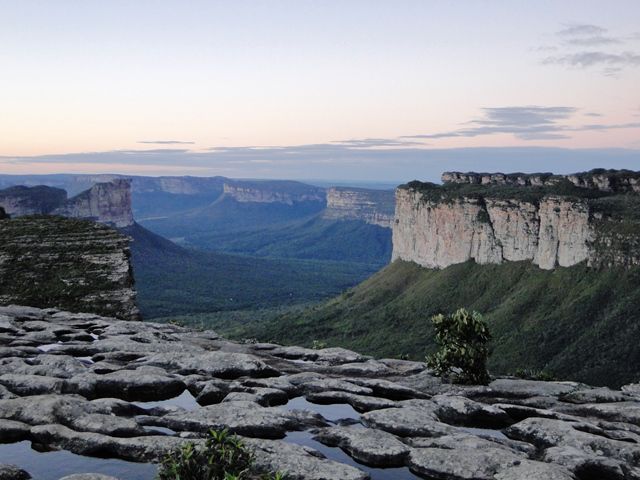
157 429 285 480
426 308 492 385
514 368 556 381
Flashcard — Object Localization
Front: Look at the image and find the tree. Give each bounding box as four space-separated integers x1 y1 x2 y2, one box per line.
426 308 492 385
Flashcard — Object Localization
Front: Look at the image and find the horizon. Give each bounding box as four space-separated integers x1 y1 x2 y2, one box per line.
1 1 639 179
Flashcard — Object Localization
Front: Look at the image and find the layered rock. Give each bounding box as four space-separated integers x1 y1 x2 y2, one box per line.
443 169 640 193
322 187 395 228
0 185 67 216
0 216 139 320
393 170 640 270
223 181 325 205
53 179 134 228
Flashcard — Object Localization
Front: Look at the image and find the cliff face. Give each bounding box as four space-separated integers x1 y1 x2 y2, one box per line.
0 215 139 320
53 179 135 228
223 181 325 205
442 169 640 193
0 185 67 216
322 187 395 228
393 170 640 270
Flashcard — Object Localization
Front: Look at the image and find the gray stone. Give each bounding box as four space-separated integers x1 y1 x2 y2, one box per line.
306 391 396 412
65 370 185 401
245 438 368 480
409 446 522 479
560 387 630 404
0 464 31 480
494 460 576 480
59 475 120 480
431 394 512 427
314 426 410 467
362 403 457 437
0 373 64 396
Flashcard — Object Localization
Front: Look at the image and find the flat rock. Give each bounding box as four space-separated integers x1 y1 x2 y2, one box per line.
0 419 32 442
560 387 630 404
141 400 327 438
135 351 279 378
306 391 396 412
494 460 576 480
314 425 410 467
0 373 64 396
65 370 185 401
245 438 368 480
59 475 120 480
431 394 512 427
409 446 522 480
485 379 579 399
362 403 458 437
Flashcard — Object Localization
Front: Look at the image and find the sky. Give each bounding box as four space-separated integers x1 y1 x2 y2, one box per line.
1 0 639 181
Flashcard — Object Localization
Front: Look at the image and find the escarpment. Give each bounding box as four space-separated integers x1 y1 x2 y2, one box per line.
0 215 139 320
0 179 135 228
322 187 395 228
393 169 640 270
223 181 326 205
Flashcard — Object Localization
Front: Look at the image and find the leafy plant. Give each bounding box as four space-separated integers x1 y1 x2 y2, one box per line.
426 308 492 385
157 429 285 480
515 368 556 381
311 339 327 350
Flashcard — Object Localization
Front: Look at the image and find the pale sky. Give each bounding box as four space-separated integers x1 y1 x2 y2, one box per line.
1 1 639 180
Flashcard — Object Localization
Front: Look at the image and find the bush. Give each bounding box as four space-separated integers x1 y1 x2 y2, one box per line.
157 429 285 480
426 308 491 385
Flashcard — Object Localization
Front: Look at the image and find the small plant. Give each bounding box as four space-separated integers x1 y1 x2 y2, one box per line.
311 339 327 350
514 368 556 381
157 429 285 480
426 308 492 385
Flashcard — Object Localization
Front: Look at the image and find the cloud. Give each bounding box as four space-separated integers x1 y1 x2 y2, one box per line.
402 106 576 141
538 24 640 75
402 106 640 141
137 140 195 145
542 51 640 68
584 112 603 117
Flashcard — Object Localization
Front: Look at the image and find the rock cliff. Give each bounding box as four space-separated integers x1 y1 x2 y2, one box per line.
223 181 325 205
393 170 640 270
0 185 67 216
0 216 139 320
322 187 395 228
53 179 135 228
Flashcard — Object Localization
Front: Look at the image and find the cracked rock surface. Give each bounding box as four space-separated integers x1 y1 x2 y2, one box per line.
0 305 639 479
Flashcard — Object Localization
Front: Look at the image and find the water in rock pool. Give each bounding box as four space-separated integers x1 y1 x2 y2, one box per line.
0 441 157 480
133 389 200 411
284 430 421 480
282 396 361 422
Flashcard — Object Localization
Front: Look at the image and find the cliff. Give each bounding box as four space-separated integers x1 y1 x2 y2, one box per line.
322 187 395 228
223 181 325 205
0 185 67 216
392 170 640 270
53 179 135 228
0 215 139 320
442 168 640 193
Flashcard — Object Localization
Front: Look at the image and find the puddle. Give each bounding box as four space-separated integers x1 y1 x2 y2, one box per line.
76 356 95 365
134 389 200 411
89 333 100 340
282 396 361 423
460 427 509 440
37 342 63 352
0 441 157 480
284 430 420 480
142 426 176 435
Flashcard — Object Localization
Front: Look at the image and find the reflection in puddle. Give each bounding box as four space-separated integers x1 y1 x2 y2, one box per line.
0 441 156 480
460 427 509 440
134 389 200 411
142 426 176 436
284 430 420 480
282 396 361 422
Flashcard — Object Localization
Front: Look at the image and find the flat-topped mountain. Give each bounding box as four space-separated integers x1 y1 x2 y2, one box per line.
322 187 395 228
0 185 67 217
393 169 640 270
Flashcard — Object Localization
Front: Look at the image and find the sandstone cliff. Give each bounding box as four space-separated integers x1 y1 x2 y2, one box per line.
0 185 67 216
53 179 134 228
223 181 325 205
322 187 395 228
0 215 139 320
393 170 640 270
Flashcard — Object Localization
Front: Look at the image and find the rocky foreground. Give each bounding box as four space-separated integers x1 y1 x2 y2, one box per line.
0 307 639 479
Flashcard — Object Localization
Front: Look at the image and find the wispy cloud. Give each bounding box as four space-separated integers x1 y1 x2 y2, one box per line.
538 23 640 76
137 140 195 145
402 106 640 141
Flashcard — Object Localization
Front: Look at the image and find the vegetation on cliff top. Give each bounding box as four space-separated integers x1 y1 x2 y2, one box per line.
206 259 640 388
